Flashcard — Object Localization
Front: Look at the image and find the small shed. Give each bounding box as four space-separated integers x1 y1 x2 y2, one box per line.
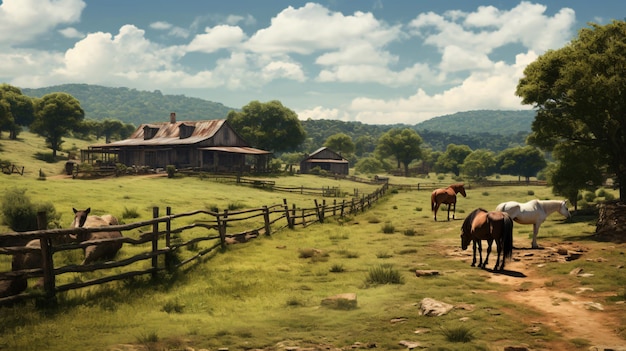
300 147 349 175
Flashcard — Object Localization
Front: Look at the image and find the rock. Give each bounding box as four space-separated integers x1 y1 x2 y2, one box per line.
398 340 421 349
321 293 357 310
418 297 453 316
414 269 439 277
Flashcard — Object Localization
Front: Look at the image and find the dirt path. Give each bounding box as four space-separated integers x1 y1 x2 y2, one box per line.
487 241 626 350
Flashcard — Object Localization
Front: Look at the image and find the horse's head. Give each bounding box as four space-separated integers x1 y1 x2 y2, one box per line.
460 213 474 250
453 183 467 197
559 200 571 218
72 207 91 228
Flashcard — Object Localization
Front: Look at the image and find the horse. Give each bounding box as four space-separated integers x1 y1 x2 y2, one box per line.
431 183 466 221
460 208 514 271
495 200 571 249
71 208 123 265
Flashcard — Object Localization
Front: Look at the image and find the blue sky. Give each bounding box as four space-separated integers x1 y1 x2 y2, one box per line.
0 0 623 124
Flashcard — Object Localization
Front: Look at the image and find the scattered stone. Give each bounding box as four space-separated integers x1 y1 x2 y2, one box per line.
390 317 408 324
321 293 357 310
557 248 569 255
414 270 439 277
418 297 453 317
584 302 604 311
576 287 594 294
504 347 530 351
398 340 421 349
569 267 584 275
413 328 430 334
459 317 470 322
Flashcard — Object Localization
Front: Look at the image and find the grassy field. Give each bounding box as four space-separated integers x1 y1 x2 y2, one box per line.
1 133 625 351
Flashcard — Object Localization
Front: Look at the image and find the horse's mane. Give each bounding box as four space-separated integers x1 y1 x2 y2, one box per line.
450 183 465 188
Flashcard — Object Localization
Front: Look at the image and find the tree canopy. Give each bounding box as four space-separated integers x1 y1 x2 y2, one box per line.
31 93 85 158
227 100 306 153
0 84 35 139
516 20 626 200
496 146 547 181
375 128 423 177
323 133 355 156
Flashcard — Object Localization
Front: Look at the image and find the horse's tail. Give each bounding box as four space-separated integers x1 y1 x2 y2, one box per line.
431 191 436 211
502 214 514 260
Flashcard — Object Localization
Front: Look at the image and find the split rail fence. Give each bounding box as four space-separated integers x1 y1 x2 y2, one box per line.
0 183 389 305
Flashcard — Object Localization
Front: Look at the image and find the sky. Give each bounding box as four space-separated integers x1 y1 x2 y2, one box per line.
0 1 623 125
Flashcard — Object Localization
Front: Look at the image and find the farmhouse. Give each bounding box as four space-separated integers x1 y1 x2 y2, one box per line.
300 147 349 175
81 113 272 172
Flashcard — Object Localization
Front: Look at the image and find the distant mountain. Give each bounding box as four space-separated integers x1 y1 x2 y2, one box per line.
21 84 534 152
22 84 235 125
415 110 535 135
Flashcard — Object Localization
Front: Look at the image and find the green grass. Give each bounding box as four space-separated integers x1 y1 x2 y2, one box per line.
0 133 624 350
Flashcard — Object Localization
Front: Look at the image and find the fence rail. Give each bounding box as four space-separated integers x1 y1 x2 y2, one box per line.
0 184 389 305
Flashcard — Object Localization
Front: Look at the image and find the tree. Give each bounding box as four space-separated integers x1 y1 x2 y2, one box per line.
0 84 35 139
324 133 355 156
375 128 423 177
516 20 626 200
549 143 604 211
354 135 377 156
496 146 547 181
227 100 306 152
461 149 496 179
31 93 85 158
435 144 472 176
355 156 385 174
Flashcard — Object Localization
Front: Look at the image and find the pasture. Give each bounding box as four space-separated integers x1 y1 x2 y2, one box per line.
0 134 624 350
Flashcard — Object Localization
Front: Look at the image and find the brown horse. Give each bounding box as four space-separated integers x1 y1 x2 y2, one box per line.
71 208 123 265
460 208 514 271
431 183 466 221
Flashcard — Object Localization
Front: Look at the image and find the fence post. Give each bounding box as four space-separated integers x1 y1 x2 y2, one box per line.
218 210 228 249
314 200 323 223
165 207 173 270
283 199 293 229
263 206 271 236
37 211 56 302
151 207 159 278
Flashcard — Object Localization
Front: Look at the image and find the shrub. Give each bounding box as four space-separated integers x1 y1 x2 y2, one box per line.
365 264 404 285
166 165 176 178
122 206 140 219
441 324 475 343
382 222 395 234
1 188 60 231
403 228 417 236
527 190 535 196
329 264 345 273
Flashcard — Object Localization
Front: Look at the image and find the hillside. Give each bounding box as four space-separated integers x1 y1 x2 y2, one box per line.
22 84 235 125
21 84 533 152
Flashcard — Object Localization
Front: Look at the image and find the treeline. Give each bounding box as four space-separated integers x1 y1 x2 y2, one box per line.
20 84 533 153
22 84 234 125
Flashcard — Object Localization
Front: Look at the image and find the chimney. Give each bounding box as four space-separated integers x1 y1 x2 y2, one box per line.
170 112 176 123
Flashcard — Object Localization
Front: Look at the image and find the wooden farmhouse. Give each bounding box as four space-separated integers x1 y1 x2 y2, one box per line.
81 113 272 172
299 147 349 175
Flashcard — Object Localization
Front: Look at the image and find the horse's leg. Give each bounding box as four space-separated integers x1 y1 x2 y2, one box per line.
452 202 456 220
433 203 439 221
532 223 541 249
493 240 502 271
471 240 477 267
483 239 493 269
447 204 451 221
477 240 483 267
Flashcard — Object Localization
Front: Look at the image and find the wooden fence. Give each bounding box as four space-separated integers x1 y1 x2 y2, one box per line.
0 183 389 305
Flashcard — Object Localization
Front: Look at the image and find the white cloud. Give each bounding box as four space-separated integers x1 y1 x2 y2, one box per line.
0 0 85 45
187 25 246 53
150 21 190 38
58 27 84 39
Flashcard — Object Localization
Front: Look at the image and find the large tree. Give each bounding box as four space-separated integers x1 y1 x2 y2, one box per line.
496 146 547 181
435 144 472 176
375 128 423 177
0 84 35 139
227 100 306 153
461 149 496 180
324 133 355 156
31 92 85 158
516 20 626 201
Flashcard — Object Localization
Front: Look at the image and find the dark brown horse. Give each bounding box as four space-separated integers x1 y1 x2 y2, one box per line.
71 208 123 265
431 183 466 221
460 208 514 271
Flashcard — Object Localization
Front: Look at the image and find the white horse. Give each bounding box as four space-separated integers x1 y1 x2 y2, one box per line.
495 200 570 249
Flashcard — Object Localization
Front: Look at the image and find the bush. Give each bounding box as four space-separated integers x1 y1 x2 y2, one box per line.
166 165 176 178
1 188 60 231
365 264 404 285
